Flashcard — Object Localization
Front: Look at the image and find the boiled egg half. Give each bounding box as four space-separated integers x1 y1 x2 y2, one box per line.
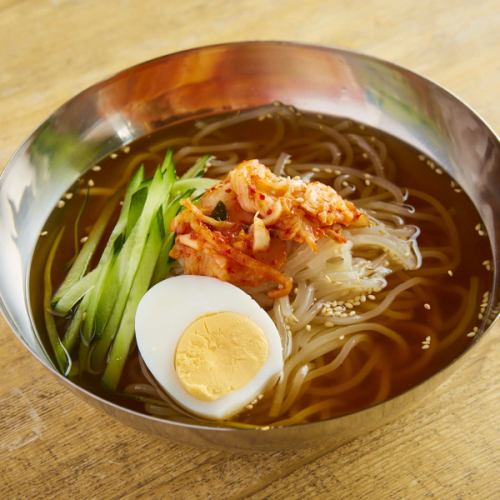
135 275 283 420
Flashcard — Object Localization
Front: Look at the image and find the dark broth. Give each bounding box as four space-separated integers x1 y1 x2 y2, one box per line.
30 108 494 425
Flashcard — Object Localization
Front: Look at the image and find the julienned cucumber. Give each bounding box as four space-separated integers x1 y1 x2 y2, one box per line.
48 150 209 388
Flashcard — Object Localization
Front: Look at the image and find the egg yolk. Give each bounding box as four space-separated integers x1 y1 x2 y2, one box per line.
174 312 269 401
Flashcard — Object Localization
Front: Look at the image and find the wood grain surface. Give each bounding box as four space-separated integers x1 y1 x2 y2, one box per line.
1 1 499 498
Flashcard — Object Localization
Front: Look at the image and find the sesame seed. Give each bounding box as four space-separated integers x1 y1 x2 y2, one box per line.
325 275 332 283
111 153 118 159
92 165 102 172
57 200 65 208
80 236 88 244
424 303 431 310
435 168 443 175
88 179 95 187
454 188 462 193
325 321 334 327
473 326 478 332
325 168 333 174
422 345 430 350
425 336 431 342
305 324 312 332
478 230 485 236
334 170 342 175
40 230 48 236
368 294 376 300
447 270 454 277
342 181 349 187
339 335 345 340
261 426 270 431
418 154 425 161
64 192 73 200
478 314 483 320
349 311 356 316
312 167 320 173
365 179 371 186
466 331 476 338
122 146 130 154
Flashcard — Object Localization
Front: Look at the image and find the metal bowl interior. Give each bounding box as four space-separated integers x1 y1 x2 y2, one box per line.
0 41 498 452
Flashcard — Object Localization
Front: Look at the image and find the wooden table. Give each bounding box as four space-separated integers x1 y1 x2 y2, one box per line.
1 1 499 498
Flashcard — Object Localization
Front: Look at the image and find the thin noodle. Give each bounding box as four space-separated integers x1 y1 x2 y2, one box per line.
73 105 479 427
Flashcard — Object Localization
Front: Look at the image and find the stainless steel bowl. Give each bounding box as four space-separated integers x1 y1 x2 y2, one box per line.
0 42 498 452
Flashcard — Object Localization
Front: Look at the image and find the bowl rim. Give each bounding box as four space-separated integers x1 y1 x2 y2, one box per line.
1 40 499 435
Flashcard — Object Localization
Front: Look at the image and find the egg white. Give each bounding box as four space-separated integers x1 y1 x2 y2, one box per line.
135 275 283 420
